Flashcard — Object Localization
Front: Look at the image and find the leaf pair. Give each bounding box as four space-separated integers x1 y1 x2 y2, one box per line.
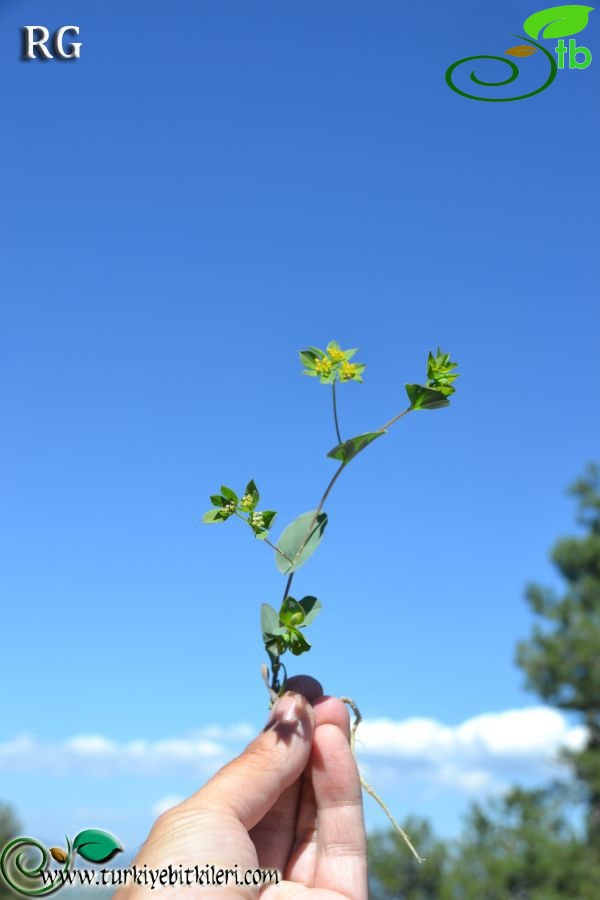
261 596 322 658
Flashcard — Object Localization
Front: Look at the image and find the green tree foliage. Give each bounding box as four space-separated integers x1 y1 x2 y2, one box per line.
516 463 600 846
368 792 598 899
446 788 597 900
368 464 600 896
368 817 448 899
0 803 21 899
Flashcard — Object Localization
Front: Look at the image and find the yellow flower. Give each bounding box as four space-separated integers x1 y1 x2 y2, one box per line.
315 357 333 376
328 347 345 363
340 361 357 380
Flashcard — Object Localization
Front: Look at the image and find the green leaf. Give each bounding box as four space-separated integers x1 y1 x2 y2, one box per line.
220 485 238 503
261 510 277 529
275 510 328 574
265 625 288 638
246 479 259 504
299 350 318 369
327 431 385 464
249 509 276 538
319 372 337 385
287 628 311 655
405 383 450 411
299 595 322 625
210 494 225 507
280 596 306 627
203 508 229 523
73 829 122 864
260 603 279 638
425 348 459 396
265 637 283 657
524 5 594 38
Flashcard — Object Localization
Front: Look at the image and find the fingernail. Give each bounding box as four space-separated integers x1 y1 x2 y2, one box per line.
265 692 303 729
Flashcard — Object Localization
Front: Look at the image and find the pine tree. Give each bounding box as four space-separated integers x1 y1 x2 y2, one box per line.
516 463 600 847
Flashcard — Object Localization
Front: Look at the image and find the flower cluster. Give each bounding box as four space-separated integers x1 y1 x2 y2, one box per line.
203 480 277 538
299 341 366 385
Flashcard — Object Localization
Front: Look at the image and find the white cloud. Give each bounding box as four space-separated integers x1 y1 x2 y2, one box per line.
0 707 586 795
0 731 230 777
355 706 587 795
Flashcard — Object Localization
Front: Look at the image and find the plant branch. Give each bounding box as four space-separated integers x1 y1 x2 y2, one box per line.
332 382 342 444
263 536 293 563
291 407 412 567
292 462 346 564
377 406 412 432
282 572 294 603
234 511 294 565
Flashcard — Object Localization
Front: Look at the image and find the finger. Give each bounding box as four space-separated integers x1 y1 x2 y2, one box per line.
249 677 323 869
250 776 302 873
313 723 367 899
313 696 350 739
192 692 314 830
285 698 350 886
283 767 317 886
249 676 323 869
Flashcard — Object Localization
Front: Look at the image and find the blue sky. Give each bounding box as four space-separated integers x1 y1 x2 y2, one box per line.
1 0 598 853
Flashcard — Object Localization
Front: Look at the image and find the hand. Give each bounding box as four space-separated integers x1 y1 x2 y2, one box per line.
115 676 367 898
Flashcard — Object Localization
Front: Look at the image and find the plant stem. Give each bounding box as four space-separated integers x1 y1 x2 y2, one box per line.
234 511 294 565
268 401 414 689
263 536 293 564
332 383 342 444
378 406 412 432
293 462 345 563
292 406 412 566
282 571 294 603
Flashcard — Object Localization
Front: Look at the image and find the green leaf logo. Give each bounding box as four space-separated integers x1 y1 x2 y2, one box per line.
523 5 594 39
73 829 122 864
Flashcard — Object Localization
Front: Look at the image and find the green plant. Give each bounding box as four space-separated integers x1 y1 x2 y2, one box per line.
203 341 459 695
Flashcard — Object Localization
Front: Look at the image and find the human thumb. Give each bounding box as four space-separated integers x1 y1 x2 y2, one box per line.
191 691 315 829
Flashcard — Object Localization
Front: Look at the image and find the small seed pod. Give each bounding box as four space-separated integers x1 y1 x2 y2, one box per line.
50 847 68 863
